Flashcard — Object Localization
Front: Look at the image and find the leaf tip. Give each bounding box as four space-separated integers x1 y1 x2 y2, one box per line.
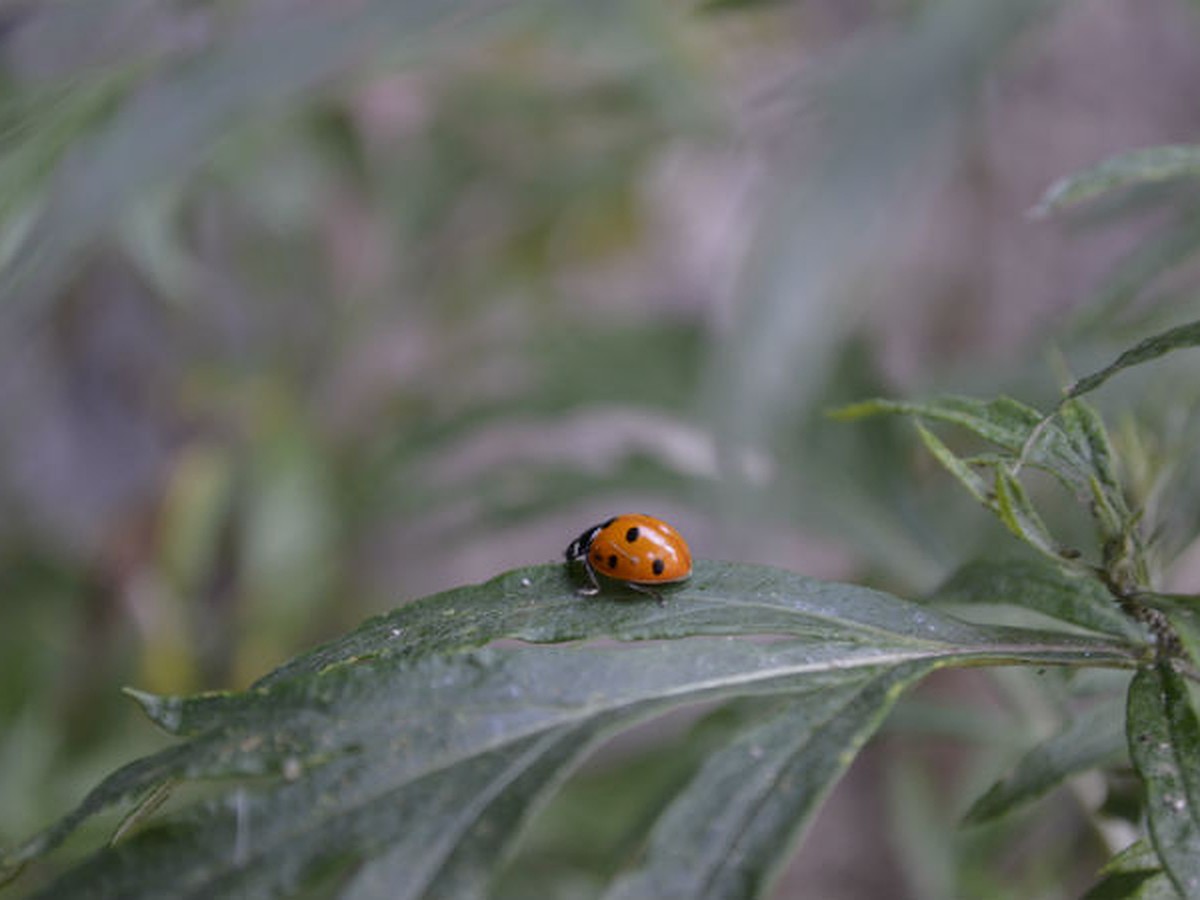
122 686 185 734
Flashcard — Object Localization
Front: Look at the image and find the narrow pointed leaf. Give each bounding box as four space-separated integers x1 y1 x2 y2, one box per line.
993 468 1059 558
913 420 991 504
912 421 1062 561
1103 839 1167 875
604 663 932 900
1127 665 1200 898
964 698 1127 825
834 395 1044 451
1083 840 1181 900
1083 869 1180 900
1034 145 1200 216
1067 320 1200 400
1058 399 1123 506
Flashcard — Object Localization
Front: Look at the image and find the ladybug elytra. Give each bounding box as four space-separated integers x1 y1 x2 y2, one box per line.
565 513 692 601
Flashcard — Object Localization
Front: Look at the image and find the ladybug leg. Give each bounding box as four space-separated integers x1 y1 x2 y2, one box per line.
576 558 601 596
626 582 665 606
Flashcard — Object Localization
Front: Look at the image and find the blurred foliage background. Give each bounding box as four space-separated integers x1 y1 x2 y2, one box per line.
3 0 1200 897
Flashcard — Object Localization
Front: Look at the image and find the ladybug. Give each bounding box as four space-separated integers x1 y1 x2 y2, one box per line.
565 514 692 601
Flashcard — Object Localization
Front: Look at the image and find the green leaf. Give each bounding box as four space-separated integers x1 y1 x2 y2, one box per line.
1083 868 1180 900
383 720 607 900
1083 840 1181 900
1127 664 1200 898
1057 399 1123 510
34 733 566 899
912 420 991 505
252 561 993 693
963 698 1127 825
1103 839 1166 875
36 709 661 900
835 394 1134 559
1033 145 1200 216
834 394 1120 500
993 467 1058 558
1067 320 1200 400
834 395 1044 451
2 563 1146 896
931 558 1140 640
604 663 932 900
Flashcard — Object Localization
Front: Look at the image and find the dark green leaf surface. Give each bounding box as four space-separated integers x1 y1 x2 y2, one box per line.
1083 869 1180 900
1068 320 1200 399
2 563 1146 897
964 698 1127 825
341 702 676 900
34 708 661 900
253 561 990 691
931 558 1141 640
604 663 932 900
1127 665 1200 899
1034 145 1200 216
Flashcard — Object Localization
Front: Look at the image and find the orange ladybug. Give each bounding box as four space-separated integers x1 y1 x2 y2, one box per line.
565 514 692 601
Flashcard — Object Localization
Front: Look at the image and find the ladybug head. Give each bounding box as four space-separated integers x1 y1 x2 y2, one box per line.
564 524 601 562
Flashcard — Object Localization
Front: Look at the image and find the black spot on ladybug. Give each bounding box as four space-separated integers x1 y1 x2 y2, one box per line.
607 554 619 570
625 526 640 543
592 551 603 563
652 558 665 576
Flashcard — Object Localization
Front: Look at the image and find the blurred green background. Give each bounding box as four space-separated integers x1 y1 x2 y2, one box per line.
3 1 1200 897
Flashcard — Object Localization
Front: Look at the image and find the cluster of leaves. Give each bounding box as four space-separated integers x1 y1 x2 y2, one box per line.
0 564 1152 898
838 360 1200 898
3 308 1200 896
4 2 1200 899
0 3 1075 868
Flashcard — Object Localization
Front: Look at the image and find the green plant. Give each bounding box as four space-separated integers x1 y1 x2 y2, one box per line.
4 2 1200 898
2 312 1199 897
